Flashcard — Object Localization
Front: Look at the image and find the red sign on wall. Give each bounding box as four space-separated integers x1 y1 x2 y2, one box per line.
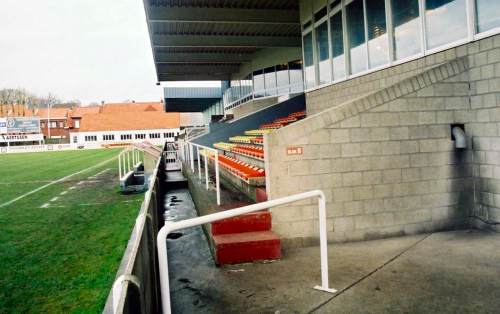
287 146 303 155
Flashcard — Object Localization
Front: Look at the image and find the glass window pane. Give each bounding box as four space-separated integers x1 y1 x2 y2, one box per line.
315 22 331 84
264 66 277 96
303 32 316 89
392 0 422 60
276 64 290 94
230 80 241 102
314 7 328 22
476 0 500 33
253 70 265 98
425 0 468 49
241 74 253 96
289 60 304 93
346 0 367 74
330 11 346 80
366 0 389 68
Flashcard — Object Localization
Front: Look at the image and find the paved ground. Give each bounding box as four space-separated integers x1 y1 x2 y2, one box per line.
165 188 500 314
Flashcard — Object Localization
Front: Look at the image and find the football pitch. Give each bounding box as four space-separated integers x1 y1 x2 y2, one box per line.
0 149 144 313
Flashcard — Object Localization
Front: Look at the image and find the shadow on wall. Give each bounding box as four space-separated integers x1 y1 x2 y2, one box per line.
451 142 473 224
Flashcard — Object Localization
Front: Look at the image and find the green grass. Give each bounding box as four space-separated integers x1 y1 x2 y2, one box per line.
0 149 144 313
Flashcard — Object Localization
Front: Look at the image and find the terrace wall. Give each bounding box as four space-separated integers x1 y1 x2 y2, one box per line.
265 34 500 247
103 154 166 314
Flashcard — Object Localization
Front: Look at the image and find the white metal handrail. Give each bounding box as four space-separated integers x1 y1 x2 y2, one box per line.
181 141 221 205
156 190 337 314
118 146 143 180
224 82 304 111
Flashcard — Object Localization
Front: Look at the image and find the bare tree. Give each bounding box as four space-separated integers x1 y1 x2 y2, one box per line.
0 89 15 104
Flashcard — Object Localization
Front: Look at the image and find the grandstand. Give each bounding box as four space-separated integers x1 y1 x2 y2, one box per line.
102 0 500 313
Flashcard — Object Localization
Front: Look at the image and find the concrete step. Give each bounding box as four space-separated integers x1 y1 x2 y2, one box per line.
213 231 281 265
211 211 271 235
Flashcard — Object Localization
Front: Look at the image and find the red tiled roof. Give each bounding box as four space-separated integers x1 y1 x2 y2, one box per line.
78 111 180 132
101 102 163 114
36 108 69 120
71 106 101 117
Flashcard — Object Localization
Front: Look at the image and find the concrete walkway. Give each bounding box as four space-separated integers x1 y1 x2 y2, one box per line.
165 190 500 313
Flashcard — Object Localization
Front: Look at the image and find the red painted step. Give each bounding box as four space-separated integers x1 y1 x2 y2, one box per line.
255 187 268 202
211 211 271 235
213 231 281 264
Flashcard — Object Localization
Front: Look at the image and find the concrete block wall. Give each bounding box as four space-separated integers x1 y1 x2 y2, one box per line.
306 57 442 115
466 35 500 232
265 52 485 247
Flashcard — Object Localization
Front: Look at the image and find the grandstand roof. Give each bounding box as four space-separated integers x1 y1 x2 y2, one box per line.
78 111 180 132
143 0 301 81
36 108 70 120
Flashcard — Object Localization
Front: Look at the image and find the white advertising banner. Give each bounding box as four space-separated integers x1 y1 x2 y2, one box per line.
0 118 6 134
0 133 44 143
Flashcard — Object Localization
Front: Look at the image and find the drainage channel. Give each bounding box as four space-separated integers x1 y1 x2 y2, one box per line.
162 187 218 313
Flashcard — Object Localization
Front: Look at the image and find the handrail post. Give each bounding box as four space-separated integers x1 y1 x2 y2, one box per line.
190 143 194 173
118 152 122 179
127 149 130 172
204 151 209 190
156 190 336 314
215 151 220 205
313 192 336 294
197 146 201 180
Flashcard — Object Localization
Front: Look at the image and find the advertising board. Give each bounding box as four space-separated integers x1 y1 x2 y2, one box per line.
0 118 6 134
6 117 40 133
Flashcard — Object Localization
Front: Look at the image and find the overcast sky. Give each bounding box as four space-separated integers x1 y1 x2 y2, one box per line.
0 0 164 105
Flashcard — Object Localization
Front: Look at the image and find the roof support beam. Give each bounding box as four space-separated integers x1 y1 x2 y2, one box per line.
159 73 232 81
157 63 240 74
152 34 301 48
148 7 299 25
155 52 253 63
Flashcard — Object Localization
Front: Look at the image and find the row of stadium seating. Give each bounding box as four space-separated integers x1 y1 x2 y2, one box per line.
213 142 264 160
260 110 306 129
215 155 265 181
212 110 306 186
232 145 264 159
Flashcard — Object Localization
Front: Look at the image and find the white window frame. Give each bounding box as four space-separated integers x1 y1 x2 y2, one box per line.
313 6 333 87
305 0 500 93
329 1 349 83
302 21 315 88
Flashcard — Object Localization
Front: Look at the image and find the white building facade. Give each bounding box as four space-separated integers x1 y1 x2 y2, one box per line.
70 128 180 146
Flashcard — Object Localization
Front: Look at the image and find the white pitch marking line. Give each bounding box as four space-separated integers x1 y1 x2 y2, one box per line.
60 191 68 195
69 186 77 190
50 197 59 202
0 155 118 208
41 204 66 208
40 203 50 208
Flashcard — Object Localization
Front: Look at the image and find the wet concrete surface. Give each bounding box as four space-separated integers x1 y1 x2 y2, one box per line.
164 188 500 313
